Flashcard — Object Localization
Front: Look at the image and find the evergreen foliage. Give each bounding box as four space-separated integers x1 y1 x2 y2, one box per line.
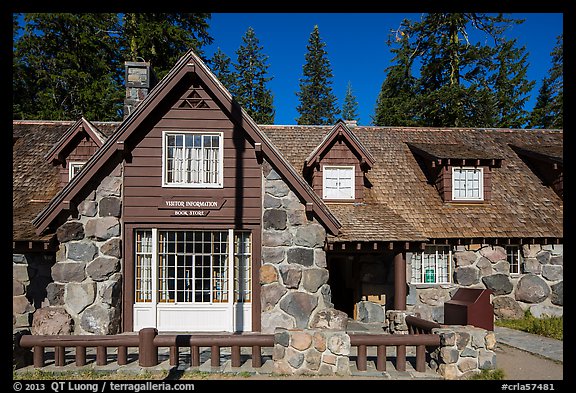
342 81 360 123
231 27 275 124
120 13 213 80
13 13 213 121
374 13 538 128
13 13 122 120
529 34 563 128
210 48 236 92
296 25 340 125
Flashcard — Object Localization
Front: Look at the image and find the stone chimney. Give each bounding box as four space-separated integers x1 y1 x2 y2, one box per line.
344 119 358 127
124 61 157 119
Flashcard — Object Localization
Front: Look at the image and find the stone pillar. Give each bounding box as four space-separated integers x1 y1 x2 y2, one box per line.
429 325 497 380
273 328 351 376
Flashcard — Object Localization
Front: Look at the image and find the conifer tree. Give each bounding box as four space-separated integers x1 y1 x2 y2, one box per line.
490 38 535 128
296 25 340 125
377 13 526 128
342 81 359 123
373 24 419 126
121 13 213 80
529 34 563 128
13 13 122 120
13 13 214 120
231 27 275 124
210 48 236 92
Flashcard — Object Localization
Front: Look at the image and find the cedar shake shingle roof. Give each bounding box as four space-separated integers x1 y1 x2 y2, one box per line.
262 125 563 242
12 120 119 242
407 142 503 160
511 144 563 164
14 120 563 244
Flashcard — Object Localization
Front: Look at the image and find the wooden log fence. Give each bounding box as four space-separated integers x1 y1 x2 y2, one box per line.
19 322 443 374
19 328 275 369
349 333 440 372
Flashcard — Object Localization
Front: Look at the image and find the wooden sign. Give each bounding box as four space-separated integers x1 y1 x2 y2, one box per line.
158 197 226 217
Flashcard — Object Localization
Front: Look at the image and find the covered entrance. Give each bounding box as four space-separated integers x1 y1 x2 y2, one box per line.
326 242 413 319
132 229 252 332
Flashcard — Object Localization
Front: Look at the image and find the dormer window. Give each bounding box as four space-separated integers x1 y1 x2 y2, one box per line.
510 144 563 199
452 167 483 201
323 166 355 200
407 143 502 204
303 120 375 202
69 162 85 181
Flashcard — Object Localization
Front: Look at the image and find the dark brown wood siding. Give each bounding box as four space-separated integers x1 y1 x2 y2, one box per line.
121 81 263 332
59 135 101 189
123 84 262 226
311 138 364 201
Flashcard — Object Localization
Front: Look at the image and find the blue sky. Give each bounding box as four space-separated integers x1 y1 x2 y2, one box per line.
203 13 563 125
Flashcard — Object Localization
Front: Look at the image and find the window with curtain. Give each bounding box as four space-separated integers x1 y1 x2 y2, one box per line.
163 132 222 187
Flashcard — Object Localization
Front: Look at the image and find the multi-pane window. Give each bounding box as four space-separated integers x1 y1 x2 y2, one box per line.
69 162 85 181
135 231 153 302
506 245 522 275
163 132 223 187
157 231 228 303
234 232 252 303
134 230 251 304
452 167 483 200
323 166 355 199
411 246 452 284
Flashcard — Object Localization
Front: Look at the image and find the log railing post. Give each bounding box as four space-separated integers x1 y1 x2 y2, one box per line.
96 346 107 366
191 346 200 367
356 344 367 371
33 346 44 368
396 345 406 372
376 345 386 371
170 346 179 366
55 346 65 366
139 328 158 367
210 345 220 367
252 345 261 368
76 346 86 367
117 346 127 366
231 345 241 368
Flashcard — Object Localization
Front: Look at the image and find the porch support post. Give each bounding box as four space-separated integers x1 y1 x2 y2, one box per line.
393 249 407 310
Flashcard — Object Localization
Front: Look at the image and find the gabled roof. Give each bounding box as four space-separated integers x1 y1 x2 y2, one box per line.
304 120 376 170
13 120 119 242
44 117 109 164
32 50 341 236
262 125 563 241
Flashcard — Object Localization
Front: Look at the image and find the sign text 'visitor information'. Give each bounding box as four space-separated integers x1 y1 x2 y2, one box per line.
158 197 226 217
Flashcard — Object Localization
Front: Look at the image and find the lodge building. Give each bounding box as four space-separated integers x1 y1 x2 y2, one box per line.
13 50 563 336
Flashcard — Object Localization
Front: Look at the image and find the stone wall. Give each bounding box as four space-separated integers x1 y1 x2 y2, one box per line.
407 244 563 323
429 325 497 380
260 160 334 333
30 165 124 335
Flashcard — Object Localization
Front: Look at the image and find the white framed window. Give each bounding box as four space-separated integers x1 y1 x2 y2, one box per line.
323 165 355 200
134 229 251 304
411 245 453 284
162 131 223 188
69 162 85 181
506 245 522 275
452 167 484 201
